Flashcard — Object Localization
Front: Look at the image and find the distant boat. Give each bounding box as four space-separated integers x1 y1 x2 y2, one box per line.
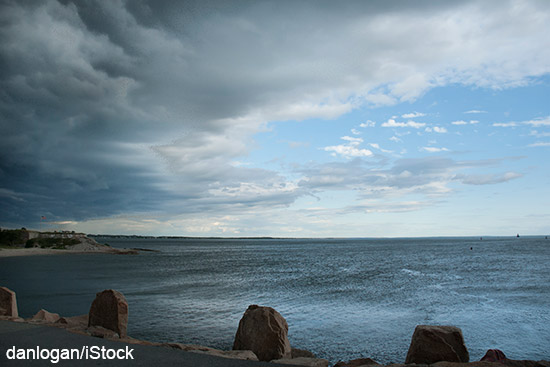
516 233 520 238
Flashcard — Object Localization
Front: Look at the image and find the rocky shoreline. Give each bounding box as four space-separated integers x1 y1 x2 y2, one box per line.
1 286 548 367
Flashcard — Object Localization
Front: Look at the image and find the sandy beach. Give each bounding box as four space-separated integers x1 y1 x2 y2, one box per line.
0 246 137 257
1 248 88 257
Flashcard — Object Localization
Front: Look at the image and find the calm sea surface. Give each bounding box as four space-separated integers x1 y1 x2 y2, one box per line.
1 237 549 363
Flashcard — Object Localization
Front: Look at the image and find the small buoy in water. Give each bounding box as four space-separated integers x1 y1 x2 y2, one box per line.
470 247 473 250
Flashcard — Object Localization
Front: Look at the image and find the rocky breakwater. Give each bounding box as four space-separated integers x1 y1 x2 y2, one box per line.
1 286 549 367
0 287 261 362
334 325 549 367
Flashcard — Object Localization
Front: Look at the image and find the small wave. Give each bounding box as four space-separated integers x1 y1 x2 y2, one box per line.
401 268 423 276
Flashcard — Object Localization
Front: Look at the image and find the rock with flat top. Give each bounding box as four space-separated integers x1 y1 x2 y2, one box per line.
88 289 128 338
233 304 291 361
31 309 60 323
405 325 469 364
0 287 18 317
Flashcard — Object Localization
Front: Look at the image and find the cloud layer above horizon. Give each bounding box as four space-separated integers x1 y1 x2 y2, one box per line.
1 0 549 236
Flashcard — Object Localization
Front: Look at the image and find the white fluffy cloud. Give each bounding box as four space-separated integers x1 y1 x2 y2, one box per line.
493 122 519 127
382 119 426 129
426 126 448 133
452 120 479 125
324 137 373 158
360 120 376 128
457 172 522 185
421 147 450 153
494 116 550 128
402 112 426 119
522 117 550 127
298 156 522 205
530 131 550 138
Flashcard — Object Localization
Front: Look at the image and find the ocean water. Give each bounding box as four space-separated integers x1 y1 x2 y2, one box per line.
1 237 549 364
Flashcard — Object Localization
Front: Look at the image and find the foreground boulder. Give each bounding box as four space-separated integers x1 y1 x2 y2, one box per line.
233 305 292 361
88 289 128 338
0 286 18 317
405 325 469 364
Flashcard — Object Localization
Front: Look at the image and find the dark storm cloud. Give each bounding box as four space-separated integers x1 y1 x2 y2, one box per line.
0 0 182 225
0 0 548 228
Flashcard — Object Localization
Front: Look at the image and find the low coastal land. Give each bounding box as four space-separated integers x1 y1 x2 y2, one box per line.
0 229 139 257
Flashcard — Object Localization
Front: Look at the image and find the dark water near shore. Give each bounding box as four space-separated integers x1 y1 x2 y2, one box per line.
1 237 549 363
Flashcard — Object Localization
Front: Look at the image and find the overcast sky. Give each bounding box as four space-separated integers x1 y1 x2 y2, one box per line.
1 0 549 237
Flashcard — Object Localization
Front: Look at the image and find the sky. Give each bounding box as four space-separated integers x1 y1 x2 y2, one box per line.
1 0 549 237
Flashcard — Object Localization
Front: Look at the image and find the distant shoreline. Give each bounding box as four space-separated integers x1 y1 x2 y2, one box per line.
90 234 548 240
